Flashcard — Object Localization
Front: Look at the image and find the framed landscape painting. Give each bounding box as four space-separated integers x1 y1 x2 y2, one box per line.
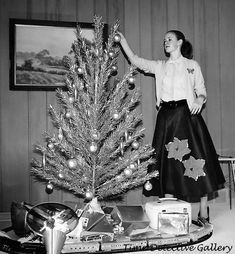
9 19 108 91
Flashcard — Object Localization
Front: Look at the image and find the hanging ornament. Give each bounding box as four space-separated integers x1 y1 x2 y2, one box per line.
77 67 84 75
67 158 78 169
131 140 140 149
144 181 152 191
58 171 65 179
116 174 123 180
113 110 120 120
114 34 121 43
58 128 63 141
83 176 89 184
42 152 46 169
128 83 135 90
89 142 98 153
85 189 93 200
45 182 53 194
129 162 137 170
124 167 132 176
68 96 75 104
128 76 135 84
91 129 100 141
120 139 124 156
47 142 54 150
108 50 115 58
111 65 118 74
65 110 72 119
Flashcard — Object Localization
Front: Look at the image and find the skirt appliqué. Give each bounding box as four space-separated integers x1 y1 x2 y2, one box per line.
165 137 206 181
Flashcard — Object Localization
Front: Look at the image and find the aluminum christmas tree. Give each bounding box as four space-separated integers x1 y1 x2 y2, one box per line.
31 16 158 201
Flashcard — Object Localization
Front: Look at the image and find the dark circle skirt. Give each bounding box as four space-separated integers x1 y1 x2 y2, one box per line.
143 100 225 202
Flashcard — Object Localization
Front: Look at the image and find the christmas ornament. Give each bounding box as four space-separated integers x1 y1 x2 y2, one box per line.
58 171 65 179
111 65 118 73
65 111 72 119
85 189 93 200
128 76 135 84
144 181 152 191
58 127 63 141
83 176 89 183
47 142 54 150
45 182 53 194
124 167 132 176
108 50 115 58
131 140 140 149
114 34 121 43
129 162 137 170
89 142 98 153
68 96 75 104
91 129 100 141
128 83 135 90
67 158 78 169
116 174 123 180
113 110 120 120
77 67 83 75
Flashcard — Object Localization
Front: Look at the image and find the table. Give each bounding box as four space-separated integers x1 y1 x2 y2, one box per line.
218 156 235 209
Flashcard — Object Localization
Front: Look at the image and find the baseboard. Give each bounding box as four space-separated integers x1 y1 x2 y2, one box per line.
0 212 11 230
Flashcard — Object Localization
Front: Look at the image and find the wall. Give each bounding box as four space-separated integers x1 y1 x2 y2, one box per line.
0 0 235 212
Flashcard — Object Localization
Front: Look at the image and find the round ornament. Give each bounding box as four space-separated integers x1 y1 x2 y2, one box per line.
58 133 63 140
45 182 53 194
47 142 54 150
116 174 123 180
128 76 135 84
91 129 100 141
129 162 137 170
68 96 75 104
144 181 152 191
128 83 135 90
124 167 132 176
65 111 72 119
111 65 118 73
67 158 78 169
58 171 65 179
113 111 120 120
89 142 98 153
85 190 93 200
108 50 115 58
131 140 140 149
114 34 121 43
77 67 83 75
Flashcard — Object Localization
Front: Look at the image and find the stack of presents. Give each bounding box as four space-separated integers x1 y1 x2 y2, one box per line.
0 198 212 253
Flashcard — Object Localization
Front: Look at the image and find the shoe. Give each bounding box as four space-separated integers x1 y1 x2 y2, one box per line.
197 206 210 223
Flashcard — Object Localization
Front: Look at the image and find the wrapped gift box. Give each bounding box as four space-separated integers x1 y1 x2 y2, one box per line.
145 198 191 230
111 206 149 230
158 212 189 235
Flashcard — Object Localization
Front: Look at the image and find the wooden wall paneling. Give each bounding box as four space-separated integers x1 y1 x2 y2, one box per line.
204 0 222 152
166 0 178 30
28 0 49 206
178 0 194 43
219 0 235 156
76 0 95 22
123 0 142 205
94 0 107 22
193 0 207 122
1 0 29 211
0 0 8 211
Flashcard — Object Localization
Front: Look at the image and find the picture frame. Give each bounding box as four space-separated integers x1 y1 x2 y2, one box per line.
9 19 108 91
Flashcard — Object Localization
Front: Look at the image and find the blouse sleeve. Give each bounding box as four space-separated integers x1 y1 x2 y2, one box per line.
193 61 207 101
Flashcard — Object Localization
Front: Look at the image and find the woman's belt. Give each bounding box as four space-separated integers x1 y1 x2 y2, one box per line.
160 99 187 109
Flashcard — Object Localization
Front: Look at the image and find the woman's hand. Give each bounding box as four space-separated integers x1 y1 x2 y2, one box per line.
190 96 204 115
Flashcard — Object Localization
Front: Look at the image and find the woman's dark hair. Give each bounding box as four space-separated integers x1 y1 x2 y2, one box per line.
164 30 193 59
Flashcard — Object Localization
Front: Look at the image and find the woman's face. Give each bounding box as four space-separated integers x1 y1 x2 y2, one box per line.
164 32 182 54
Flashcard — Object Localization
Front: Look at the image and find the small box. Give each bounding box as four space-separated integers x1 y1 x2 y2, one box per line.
111 206 150 230
145 198 191 229
158 212 189 235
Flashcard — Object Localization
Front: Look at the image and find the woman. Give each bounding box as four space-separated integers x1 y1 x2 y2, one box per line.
118 30 225 222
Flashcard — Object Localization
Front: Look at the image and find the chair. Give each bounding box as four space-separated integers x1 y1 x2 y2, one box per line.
218 156 235 209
